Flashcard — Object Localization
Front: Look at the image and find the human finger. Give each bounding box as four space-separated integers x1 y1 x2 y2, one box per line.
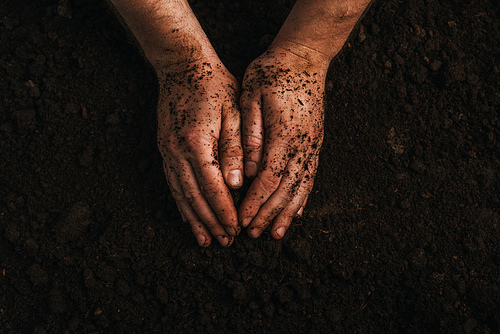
245 152 309 238
238 141 290 228
240 87 264 179
163 162 213 246
219 99 244 190
270 158 318 239
296 194 308 217
176 202 212 247
188 143 241 237
166 158 233 246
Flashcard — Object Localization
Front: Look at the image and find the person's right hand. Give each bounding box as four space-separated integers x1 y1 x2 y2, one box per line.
156 57 243 247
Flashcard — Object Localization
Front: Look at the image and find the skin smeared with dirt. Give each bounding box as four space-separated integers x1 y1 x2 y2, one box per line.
239 48 326 239
109 0 247 247
234 0 373 240
157 58 243 247
108 0 376 246
108 0 372 245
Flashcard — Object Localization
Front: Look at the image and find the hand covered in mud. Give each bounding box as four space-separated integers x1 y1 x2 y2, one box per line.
156 58 243 247
239 47 326 239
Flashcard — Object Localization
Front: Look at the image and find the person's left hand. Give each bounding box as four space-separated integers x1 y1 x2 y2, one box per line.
238 47 327 239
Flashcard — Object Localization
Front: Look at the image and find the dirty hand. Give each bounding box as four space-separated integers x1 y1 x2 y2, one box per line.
156 57 243 247
238 47 327 239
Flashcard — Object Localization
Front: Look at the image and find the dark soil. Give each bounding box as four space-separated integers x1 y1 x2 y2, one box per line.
1 0 499 333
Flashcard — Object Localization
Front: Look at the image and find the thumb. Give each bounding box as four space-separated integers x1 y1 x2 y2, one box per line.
240 88 264 179
219 101 244 189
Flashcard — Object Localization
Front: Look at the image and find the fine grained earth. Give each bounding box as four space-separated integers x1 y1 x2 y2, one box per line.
0 0 499 333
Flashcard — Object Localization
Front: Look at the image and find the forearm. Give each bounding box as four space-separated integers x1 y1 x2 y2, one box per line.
109 0 217 72
271 0 372 67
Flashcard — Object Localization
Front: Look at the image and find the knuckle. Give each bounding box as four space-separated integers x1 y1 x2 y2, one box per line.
220 133 242 154
284 179 302 197
160 131 213 155
168 186 184 202
202 220 217 231
221 146 243 163
256 175 280 193
183 189 201 205
197 215 222 232
200 181 222 199
186 135 214 155
224 102 241 118
157 135 185 157
202 220 223 235
243 133 263 151
302 171 317 189
253 218 272 231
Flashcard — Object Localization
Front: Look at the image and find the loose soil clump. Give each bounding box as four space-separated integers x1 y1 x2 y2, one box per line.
0 0 499 333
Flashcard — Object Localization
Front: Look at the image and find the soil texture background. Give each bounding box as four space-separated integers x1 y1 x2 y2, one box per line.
0 0 499 333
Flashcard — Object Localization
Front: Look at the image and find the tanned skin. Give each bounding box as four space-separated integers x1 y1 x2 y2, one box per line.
109 0 372 246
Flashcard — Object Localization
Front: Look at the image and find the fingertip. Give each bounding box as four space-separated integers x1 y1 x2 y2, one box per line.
195 234 205 246
248 227 262 238
225 225 240 237
216 235 230 247
240 218 252 228
227 169 243 189
274 226 287 239
196 234 211 247
245 161 258 178
296 206 304 218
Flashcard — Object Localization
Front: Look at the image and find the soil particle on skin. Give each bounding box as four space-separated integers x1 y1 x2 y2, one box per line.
0 0 499 333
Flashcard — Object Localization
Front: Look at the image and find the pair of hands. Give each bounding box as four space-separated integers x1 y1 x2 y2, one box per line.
157 47 326 247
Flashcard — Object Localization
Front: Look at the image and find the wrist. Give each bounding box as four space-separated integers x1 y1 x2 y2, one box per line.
155 51 223 80
269 40 332 74
110 0 219 75
271 0 371 67
139 18 219 75
148 40 219 76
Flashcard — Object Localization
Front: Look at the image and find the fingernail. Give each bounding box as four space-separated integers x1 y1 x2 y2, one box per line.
245 161 258 178
217 235 229 247
276 227 286 238
297 207 304 217
226 226 238 237
241 218 251 228
195 234 206 246
249 227 262 238
227 170 242 187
